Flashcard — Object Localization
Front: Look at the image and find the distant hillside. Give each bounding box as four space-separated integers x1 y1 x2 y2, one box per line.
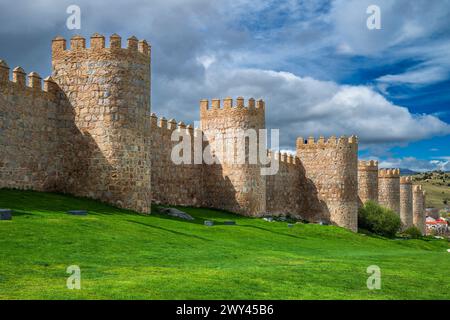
411 171 450 210
400 168 419 176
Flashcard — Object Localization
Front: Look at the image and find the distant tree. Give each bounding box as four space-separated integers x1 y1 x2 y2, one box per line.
403 227 422 239
358 201 401 238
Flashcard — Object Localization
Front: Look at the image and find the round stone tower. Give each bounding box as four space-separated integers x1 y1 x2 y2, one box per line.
51 34 152 213
400 176 413 229
413 185 426 235
358 160 379 205
378 169 400 214
296 135 359 232
200 97 266 216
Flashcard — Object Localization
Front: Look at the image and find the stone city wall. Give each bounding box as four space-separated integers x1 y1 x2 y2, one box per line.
0 60 65 191
400 176 413 229
0 33 392 232
199 97 266 216
265 152 307 217
51 34 152 213
296 136 359 231
357 160 379 205
150 113 204 206
378 169 400 214
413 185 426 235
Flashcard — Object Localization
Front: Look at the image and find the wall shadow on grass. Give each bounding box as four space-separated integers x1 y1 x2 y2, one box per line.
126 220 212 242
239 224 307 240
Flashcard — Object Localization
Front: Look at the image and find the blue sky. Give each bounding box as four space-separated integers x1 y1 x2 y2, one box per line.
0 0 449 171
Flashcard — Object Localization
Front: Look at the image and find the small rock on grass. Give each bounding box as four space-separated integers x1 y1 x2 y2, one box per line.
67 210 88 216
0 209 12 220
159 208 194 221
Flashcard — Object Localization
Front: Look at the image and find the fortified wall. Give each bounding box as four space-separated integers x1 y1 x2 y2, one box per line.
265 152 308 218
413 185 426 234
296 136 359 232
200 97 266 216
51 34 152 213
378 169 401 214
357 163 426 234
150 114 203 207
357 160 379 205
0 33 427 233
0 62 67 191
400 176 413 229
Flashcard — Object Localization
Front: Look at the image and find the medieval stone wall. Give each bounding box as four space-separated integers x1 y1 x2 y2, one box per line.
413 185 426 235
296 136 359 231
51 34 152 213
0 60 67 191
150 113 203 206
378 169 400 214
200 97 266 216
357 160 378 205
1 33 416 233
400 176 413 229
265 153 307 217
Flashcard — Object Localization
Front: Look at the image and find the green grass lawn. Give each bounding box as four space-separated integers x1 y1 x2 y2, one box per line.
0 189 449 300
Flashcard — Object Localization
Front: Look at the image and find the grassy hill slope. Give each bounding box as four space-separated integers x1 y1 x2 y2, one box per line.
0 189 448 300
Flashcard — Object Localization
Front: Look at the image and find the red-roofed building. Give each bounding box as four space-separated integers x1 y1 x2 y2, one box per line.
426 217 449 236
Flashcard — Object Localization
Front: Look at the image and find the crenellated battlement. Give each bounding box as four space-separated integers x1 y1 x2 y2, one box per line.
51 33 150 59
413 185 423 192
358 160 378 170
378 168 401 214
0 60 8 82
0 59 59 99
358 159 379 204
400 176 412 184
296 135 358 149
378 168 400 178
150 112 199 136
200 97 265 119
267 151 300 166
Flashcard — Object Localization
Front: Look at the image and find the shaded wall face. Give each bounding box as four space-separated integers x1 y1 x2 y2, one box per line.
296 139 359 232
378 177 400 214
52 42 152 213
265 158 307 217
200 103 266 216
413 189 425 235
358 169 378 204
150 117 203 206
0 75 63 191
400 183 413 229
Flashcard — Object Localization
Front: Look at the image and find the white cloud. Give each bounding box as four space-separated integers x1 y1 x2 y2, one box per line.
377 157 450 172
331 0 450 54
336 43 354 54
154 65 450 149
377 66 449 86
330 0 450 88
435 156 450 161
196 55 216 69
